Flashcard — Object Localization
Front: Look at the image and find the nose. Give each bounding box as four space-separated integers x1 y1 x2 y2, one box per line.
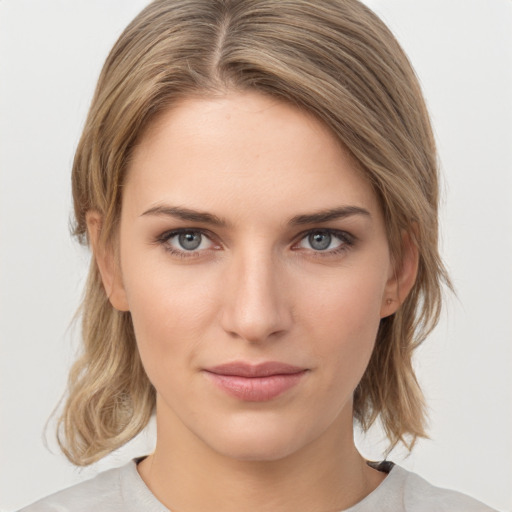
220 247 293 343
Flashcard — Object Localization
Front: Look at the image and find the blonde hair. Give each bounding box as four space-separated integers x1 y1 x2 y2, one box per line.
60 0 451 465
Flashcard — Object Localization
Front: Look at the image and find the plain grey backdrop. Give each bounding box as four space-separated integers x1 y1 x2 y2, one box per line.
1 1 511 510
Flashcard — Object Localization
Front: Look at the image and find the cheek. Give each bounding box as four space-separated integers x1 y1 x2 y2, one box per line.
120 257 220 379
303 264 387 372
307 262 386 329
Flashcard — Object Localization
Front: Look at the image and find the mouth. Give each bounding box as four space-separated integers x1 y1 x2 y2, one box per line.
203 361 308 402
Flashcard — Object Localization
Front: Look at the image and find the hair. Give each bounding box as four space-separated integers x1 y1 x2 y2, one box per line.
58 0 451 465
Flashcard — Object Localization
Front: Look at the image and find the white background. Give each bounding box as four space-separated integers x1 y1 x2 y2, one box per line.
0 1 511 510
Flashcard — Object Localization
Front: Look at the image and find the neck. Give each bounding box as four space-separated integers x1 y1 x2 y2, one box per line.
137 405 385 512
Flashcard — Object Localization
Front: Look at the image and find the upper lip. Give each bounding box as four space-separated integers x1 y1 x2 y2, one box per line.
205 361 306 377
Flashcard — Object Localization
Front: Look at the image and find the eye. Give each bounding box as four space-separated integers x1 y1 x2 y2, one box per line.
176 231 205 251
158 229 217 255
295 229 353 253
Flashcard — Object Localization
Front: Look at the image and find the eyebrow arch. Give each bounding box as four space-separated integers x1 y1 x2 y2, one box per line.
141 205 229 227
289 206 371 225
141 204 370 227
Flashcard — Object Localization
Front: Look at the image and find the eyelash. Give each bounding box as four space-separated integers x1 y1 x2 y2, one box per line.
155 229 217 259
155 228 355 259
294 229 355 257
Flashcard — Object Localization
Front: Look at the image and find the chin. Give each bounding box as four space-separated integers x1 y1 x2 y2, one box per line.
210 435 304 462
194 413 321 463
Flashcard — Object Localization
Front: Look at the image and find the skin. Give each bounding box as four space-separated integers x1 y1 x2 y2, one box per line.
89 91 418 512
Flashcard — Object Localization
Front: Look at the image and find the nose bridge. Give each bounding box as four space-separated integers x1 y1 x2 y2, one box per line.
221 243 291 343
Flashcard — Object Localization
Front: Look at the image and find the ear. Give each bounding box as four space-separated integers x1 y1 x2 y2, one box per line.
380 231 419 318
86 211 130 312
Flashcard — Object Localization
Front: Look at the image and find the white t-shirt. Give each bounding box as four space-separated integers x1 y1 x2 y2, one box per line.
19 460 496 512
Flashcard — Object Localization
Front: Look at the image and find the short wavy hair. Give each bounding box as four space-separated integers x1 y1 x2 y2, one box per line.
59 0 451 465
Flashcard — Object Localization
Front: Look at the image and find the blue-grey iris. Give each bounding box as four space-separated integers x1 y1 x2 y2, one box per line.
309 231 331 250
179 232 202 250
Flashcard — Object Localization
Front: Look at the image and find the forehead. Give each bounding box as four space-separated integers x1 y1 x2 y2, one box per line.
125 91 381 225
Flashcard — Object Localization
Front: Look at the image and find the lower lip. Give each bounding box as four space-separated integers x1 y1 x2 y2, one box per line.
204 371 307 402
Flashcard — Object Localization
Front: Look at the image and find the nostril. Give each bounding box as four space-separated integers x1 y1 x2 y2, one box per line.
220 296 292 343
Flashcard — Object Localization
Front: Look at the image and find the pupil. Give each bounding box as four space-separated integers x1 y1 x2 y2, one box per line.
179 232 201 250
309 231 331 250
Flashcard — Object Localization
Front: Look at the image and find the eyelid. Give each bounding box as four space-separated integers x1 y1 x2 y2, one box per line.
154 227 355 258
292 228 355 252
156 228 221 255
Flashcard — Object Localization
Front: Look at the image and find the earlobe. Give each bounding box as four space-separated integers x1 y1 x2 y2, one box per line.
86 211 130 312
380 231 419 318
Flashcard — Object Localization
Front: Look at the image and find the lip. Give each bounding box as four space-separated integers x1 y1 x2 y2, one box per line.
203 362 308 402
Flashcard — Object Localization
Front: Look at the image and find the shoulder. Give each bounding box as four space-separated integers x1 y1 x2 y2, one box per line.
394 465 497 512
351 462 497 512
18 459 168 512
17 461 150 512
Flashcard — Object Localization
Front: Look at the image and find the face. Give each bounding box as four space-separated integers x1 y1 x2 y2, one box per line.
96 92 403 462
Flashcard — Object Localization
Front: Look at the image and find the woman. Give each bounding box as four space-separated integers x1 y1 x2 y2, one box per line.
17 0 499 510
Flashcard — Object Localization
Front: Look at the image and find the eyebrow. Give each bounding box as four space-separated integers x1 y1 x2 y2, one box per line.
141 204 371 227
141 205 229 226
289 206 371 225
